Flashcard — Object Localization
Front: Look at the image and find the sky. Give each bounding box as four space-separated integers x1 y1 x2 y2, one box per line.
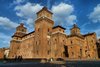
0 0 100 48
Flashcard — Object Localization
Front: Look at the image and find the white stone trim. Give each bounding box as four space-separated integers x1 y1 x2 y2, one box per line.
12 35 34 42
52 31 66 35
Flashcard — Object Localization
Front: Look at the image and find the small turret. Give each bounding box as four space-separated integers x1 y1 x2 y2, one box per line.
16 23 27 33
12 23 27 38
71 24 80 35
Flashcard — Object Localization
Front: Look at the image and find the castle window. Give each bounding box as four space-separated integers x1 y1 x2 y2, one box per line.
48 29 50 32
80 49 82 56
88 54 90 57
72 52 74 55
17 47 19 49
63 40 64 42
55 39 57 41
85 50 87 52
93 46 94 48
36 41 37 45
48 50 50 55
16 38 18 40
78 56 81 58
59 29 61 31
71 41 73 44
22 29 24 32
38 28 40 32
85 46 87 48
91 40 93 43
71 47 72 48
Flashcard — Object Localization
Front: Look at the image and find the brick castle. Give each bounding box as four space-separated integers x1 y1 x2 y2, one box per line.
0 7 99 60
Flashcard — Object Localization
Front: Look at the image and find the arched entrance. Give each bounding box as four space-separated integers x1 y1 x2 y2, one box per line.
63 45 69 57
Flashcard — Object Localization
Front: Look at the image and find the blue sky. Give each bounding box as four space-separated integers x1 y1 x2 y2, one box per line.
0 0 100 48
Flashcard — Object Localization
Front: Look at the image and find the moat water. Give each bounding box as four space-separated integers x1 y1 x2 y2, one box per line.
0 60 100 67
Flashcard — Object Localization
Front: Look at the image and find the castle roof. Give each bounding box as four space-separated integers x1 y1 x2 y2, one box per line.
22 31 35 37
16 23 27 29
71 24 80 30
12 31 35 38
36 7 53 14
83 32 95 37
67 34 84 39
12 32 26 38
53 25 66 30
67 32 95 39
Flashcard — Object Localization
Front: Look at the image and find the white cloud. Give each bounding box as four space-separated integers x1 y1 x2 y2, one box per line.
14 2 43 27
0 33 11 48
51 3 77 26
66 15 77 25
13 0 25 4
89 4 100 23
14 2 76 27
9 0 25 7
0 17 19 29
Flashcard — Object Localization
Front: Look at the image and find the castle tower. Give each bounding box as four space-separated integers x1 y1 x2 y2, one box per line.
34 7 54 58
13 23 27 37
71 24 81 35
9 23 27 58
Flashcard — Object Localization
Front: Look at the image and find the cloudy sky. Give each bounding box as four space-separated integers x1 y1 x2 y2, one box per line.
0 0 100 48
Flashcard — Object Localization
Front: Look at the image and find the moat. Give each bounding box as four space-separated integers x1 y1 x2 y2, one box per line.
0 60 100 67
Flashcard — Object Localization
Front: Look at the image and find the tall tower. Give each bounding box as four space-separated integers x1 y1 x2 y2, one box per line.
34 7 54 58
9 23 27 58
71 24 81 35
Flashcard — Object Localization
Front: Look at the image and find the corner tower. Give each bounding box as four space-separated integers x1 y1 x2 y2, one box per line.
9 23 27 58
13 23 27 37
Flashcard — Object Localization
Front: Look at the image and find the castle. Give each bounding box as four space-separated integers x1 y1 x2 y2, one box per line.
0 7 98 60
